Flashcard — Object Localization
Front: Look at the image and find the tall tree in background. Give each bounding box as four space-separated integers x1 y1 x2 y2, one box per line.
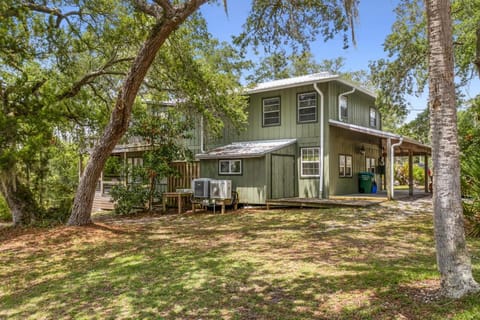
425 0 479 298
370 0 480 131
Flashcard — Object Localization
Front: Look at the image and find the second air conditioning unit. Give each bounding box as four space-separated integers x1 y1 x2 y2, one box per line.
210 180 232 200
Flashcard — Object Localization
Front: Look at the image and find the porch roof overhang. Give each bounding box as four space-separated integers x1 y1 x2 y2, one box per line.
329 120 431 156
195 139 297 160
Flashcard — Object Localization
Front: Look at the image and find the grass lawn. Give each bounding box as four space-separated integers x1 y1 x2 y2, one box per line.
1 198 479 319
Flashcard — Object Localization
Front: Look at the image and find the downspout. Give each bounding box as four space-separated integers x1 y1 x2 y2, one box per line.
390 137 403 199
338 88 356 120
200 115 205 153
313 83 324 199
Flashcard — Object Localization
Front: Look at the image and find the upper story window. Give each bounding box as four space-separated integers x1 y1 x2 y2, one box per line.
339 96 348 121
297 92 317 123
300 147 320 177
262 97 281 127
370 107 377 127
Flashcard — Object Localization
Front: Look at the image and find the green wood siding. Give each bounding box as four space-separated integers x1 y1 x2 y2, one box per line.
328 126 382 195
327 82 379 129
213 84 329 147
200 157 267 204
199 143 296 204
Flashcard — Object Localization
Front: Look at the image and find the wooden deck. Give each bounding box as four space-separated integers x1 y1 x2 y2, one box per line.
265 197 384 209
266 190 431 210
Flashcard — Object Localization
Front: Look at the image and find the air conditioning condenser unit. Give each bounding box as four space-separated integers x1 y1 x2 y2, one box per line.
210 180 232 200
192 178 211 198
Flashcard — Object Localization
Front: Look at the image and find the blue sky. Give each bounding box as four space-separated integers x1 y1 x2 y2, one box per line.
200 1 480 122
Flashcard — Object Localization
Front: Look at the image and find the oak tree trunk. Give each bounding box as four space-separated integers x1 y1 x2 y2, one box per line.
0 172 39 226
67 1 207 226
426 0 480 298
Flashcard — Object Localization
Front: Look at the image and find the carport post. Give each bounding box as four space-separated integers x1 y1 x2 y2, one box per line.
386 138 392 200
408 151 413 196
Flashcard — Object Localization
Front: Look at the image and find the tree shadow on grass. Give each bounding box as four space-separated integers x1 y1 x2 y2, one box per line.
1 206 480 319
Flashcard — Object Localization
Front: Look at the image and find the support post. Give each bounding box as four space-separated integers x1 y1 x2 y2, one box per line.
424 154 429 193
386 138 392 200
408 151 414 196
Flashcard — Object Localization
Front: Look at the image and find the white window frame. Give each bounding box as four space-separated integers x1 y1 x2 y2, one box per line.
301 147 320 177
369 107 377 127
218 159 242 175
297 92 317 123
366 157 376 174
340 96 348 121
339 154 353 177
262 97 281 127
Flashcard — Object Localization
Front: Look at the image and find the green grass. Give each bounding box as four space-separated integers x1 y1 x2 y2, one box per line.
1 201 479 319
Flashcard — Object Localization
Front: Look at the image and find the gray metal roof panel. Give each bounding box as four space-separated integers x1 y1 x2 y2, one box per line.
196 139 297 159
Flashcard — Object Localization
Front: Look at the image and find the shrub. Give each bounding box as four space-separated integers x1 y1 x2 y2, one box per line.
110 184 148 215
461 155 480 237
0 195 11 222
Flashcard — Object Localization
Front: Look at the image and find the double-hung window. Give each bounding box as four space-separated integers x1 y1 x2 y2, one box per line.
339 154 353 177
262 97 281 126
301 148 320 177
297 92 317 123
369 107 377 127
218 159 242 175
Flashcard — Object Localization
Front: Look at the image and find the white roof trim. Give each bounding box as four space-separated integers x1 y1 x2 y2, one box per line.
196 139 297 160
245 72 376 98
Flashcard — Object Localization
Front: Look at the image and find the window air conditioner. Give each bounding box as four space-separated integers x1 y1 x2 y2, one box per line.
210 180 232 200
192 178 211 198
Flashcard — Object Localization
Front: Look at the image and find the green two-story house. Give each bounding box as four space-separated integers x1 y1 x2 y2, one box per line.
196 73 430 204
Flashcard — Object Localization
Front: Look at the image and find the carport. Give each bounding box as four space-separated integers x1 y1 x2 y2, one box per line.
329 120 432 200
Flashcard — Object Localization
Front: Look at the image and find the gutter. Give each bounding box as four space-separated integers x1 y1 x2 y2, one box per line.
390 137 404 199
313 83 324 199
200 115 205 153
338 88 356 121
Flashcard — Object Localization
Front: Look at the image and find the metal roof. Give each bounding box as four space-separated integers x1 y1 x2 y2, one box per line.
245 72 376 98
196 139 297 159
329 120 431 155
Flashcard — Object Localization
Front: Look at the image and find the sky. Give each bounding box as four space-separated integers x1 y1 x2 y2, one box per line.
200 1 480 123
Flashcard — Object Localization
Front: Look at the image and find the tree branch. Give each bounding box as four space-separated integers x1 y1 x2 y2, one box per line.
133 0 164 19
154 0 175 16
58 57 133 100
22 2 82 27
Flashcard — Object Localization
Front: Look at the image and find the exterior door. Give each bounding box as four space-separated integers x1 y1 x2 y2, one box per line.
271 154 295 199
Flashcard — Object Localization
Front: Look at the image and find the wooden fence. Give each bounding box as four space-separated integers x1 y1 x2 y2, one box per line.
167 161 200 192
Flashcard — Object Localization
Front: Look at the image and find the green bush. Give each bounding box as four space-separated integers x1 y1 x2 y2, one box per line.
110 184 148 215
461 155 480 237
0 195 11 221
394 162 426 186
